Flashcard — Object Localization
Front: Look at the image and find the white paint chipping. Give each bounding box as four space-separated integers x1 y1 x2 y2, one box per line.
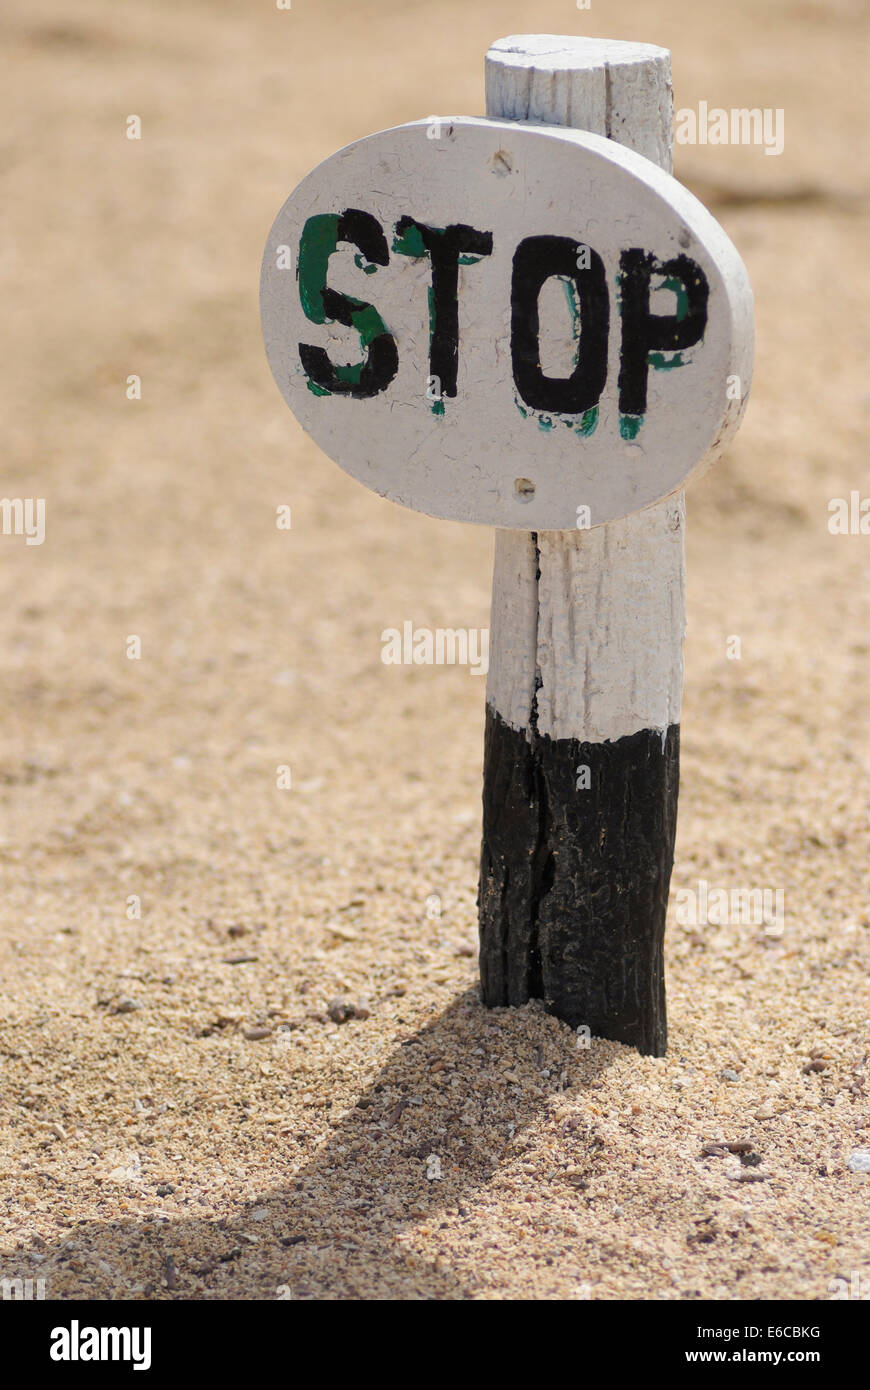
485 36 697 743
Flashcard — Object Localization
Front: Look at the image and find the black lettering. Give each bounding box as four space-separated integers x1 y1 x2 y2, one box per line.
510 236 609 415
298 208 398 398
393 218 493 398
617 250 709 415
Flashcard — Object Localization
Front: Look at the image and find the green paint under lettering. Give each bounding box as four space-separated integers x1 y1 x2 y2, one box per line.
515 392 598 436
392 223 428 259
297 213 391 391
298 213 341 324
619 414 643 440
559 275 582 343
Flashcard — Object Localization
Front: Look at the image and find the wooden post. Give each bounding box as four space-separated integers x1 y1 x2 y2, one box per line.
260 34 753 1060
479 37 683 1055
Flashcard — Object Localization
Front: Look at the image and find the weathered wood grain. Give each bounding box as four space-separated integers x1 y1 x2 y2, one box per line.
478 37 715 1054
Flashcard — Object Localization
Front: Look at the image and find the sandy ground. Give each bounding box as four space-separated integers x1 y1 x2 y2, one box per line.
0 0 868 1300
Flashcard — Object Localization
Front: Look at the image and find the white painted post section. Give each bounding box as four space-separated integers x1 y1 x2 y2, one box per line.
480 37 683 1055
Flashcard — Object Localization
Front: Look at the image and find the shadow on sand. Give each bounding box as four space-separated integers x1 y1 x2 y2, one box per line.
4 991 616 1300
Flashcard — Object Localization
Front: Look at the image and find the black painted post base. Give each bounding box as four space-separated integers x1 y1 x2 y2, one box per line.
478 706 679 1057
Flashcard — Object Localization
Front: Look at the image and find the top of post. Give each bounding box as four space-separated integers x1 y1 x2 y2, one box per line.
486 34 673 170
487 34 671 71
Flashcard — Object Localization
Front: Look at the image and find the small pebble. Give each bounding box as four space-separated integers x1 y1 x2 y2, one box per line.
386 1100 408 1127
846 1150 870 1173
719 1068 739 1082
113 997 142 1015
328 998 356 1024
243 1026 273 1041
327 924 359 942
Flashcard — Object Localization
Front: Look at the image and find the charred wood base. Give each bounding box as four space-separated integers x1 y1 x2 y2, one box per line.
478 706 679 1056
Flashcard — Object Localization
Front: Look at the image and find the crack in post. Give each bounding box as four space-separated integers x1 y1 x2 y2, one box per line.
525 533 551 1000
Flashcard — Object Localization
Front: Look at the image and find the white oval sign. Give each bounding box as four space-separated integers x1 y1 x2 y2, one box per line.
260 117 753 530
